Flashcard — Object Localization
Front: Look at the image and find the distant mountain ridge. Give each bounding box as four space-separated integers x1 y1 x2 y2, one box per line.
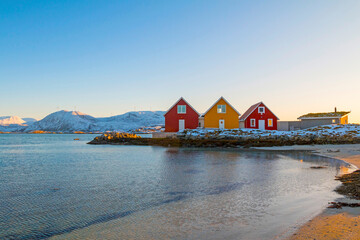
0 116 37 126
0 116 26 126
0 110 165 133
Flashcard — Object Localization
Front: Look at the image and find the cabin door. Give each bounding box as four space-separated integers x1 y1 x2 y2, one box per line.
179 119 185 131
219 119 225 129
258 120 265 130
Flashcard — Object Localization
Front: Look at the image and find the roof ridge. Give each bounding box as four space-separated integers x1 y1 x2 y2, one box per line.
298 111 350 119
239 102 262 120
164 97 200 116
203 97 240 116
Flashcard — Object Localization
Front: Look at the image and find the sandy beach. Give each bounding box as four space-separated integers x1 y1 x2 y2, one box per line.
256 144 360 240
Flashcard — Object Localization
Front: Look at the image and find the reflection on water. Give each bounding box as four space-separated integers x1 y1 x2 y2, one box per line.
0 134 354 240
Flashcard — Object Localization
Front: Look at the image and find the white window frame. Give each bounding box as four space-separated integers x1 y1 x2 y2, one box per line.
258 107 265 114
217 105 226 113
250 119 256 127
177 105 186 114
268 118 273 127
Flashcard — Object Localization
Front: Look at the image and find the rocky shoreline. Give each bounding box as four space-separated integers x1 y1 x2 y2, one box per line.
335 170 360 201
87 130 360 148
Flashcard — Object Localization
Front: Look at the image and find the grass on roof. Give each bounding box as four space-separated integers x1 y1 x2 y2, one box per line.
299 111 350 118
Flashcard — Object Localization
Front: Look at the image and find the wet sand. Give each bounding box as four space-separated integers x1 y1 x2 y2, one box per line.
256 144 360 240
289 210 360 240
255 144 360 169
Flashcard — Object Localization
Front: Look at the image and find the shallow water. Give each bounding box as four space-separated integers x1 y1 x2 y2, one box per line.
0 134 353 240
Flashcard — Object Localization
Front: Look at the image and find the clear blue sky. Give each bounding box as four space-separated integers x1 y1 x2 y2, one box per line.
1 0 360 122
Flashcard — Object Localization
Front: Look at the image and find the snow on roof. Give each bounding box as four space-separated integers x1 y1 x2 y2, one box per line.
203 96 240 116
164 97 200 116
239 102 279 121
239 102 261 121
298 111 350 120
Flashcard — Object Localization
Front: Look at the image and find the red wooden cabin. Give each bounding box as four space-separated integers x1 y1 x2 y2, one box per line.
164 97 200 132
239 102 279 130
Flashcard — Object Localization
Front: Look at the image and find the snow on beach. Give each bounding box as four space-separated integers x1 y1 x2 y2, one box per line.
178 124 360 139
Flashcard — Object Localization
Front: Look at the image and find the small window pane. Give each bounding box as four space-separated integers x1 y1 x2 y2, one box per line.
177 105 186 113
217 105 226 113
251 119 256 127
268 119 273 127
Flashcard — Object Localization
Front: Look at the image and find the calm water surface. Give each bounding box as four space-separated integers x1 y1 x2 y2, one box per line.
0 134 353 240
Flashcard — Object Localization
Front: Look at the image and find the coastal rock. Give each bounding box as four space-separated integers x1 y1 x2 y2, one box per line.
88 132 141 144
88 125 360 148
335 170 360 200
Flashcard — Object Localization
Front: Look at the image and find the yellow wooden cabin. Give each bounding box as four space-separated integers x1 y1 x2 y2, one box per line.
202 97 240 129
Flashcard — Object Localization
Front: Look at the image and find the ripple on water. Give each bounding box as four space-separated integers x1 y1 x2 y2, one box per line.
0 134 353 240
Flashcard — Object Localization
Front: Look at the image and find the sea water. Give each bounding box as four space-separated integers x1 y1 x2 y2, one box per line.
0 134 352 240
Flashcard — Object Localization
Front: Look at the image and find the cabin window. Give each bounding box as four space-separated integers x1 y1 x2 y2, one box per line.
177 105 186 114
250 119 256 127
258 107 265 114
332 119 336 123
217 105 226 113
268 119 273 127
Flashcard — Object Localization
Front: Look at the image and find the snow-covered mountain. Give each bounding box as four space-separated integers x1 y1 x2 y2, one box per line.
21 110 165 133
0 116 26 126
0 116 37 126
21 118 38 124
96 111 165 132
0 116 38 132
25 111 98 132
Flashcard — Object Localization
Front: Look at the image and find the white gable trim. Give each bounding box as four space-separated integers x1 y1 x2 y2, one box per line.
240 102 262 120
203 96 241 116
241 102 279 120
261 102 280 120
164 97 200 116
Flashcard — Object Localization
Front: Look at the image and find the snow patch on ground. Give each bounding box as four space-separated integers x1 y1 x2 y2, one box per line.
179 124 360 138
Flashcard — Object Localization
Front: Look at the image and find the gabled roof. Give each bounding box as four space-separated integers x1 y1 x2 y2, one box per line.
203 96 241 116
164 97 200 116
239 102 261 121
298 111 350 120
239 101 279 121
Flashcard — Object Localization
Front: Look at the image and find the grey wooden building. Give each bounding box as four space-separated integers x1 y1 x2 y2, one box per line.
278 109 350 131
